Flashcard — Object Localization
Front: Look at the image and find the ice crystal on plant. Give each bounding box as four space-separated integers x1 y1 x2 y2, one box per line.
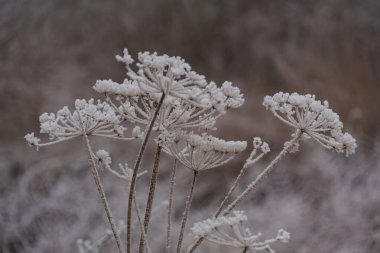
93 49 244 131
191 210 289 252
161 131 247 171
263 92 357 156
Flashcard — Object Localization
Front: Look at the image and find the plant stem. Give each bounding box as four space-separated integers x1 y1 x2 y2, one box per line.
83 134 124 253
242 246 249 253
214 163 250 218
127 93 165 253
176 170 199 253
165 159 177 253
221 132 301 216
187 132 301 253
138 144 162 253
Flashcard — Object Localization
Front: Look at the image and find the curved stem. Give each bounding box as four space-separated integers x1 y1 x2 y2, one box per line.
165 159 177 253
138 144 162 253
83 134 124 253
176 170 199 253
127 93 165 253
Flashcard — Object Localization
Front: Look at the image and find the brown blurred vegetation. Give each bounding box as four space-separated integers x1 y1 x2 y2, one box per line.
1 1 380 253
1 0 380 144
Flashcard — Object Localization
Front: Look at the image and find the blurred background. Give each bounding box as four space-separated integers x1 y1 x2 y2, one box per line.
1 0 380 252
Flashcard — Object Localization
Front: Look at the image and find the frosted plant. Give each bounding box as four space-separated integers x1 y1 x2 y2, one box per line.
159 130 247 252
161 130 247 172
93 49 244 253
25 99 139 149
93 50 244 131
25 49 357 253
190 211 289 253
263 92 357 156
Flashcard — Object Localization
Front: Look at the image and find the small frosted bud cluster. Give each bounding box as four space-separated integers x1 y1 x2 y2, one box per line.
190 210 289 252
244 137 270 168
263 92 357 156
25 99 138 149
161 131 247 171
93 49 244 131
95 150 112 169
95 149 146 181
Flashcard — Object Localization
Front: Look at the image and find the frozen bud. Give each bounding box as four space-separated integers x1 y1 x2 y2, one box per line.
132 126 143 138
253 137 262 149
261 142 270 154
96 150 112 167
25 133 40 149
277 229 290 243
115 48 134 65
93 79 119 94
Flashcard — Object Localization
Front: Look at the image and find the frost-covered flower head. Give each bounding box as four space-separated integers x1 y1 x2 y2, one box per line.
190 210 289 252
93 49 244 131
25 99 139 149
160 131 247 172
263 92 357 156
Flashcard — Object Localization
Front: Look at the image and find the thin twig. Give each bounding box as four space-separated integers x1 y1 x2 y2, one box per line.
187 132 302 253
138 144 162 253
242 246 249 253
176 170 199 253
221 132 301 216
165 159 177 253
127 93 165 253
83 134 124 253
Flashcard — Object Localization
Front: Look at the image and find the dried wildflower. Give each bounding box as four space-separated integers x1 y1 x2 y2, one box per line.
263 92 357 156
161 131 247 172
93 49 244 131
190 210 289 252
25 99 138 149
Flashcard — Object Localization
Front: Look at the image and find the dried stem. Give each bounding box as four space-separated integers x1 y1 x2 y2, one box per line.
242 246 249 253
214 153 265 217
176 170 199 253
127 93 165 253
187 132 301 253
165 159 177 253
83 133 124 253
221 132 301 216
138 144 162 253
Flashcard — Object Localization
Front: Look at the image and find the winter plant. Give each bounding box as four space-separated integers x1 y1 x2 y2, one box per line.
25 49 357 253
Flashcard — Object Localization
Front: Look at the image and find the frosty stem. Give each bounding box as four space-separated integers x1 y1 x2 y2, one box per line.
165 159 177 253
222 132 301 215
127 93 165 253
188 132 301 253
139 144 162 253
83 133 124 253
176 170 199 253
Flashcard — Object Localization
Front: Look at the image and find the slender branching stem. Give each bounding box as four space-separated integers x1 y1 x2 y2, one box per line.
165 159 177 253
187 132 301 253
134 195 152 253
214 163 249 218
83 134 124 253
127 93 165 253
221 132 302 216
176 170 199 253
138 144 162 253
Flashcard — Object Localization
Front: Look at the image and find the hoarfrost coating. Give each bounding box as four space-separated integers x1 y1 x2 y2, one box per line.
24 48 357 253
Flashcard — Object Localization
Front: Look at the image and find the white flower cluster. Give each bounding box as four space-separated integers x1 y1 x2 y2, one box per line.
244 137 270 168
93 49 244 131
161 131 247 171
25 99 139 149
190 210 290 252
263 92 357 156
